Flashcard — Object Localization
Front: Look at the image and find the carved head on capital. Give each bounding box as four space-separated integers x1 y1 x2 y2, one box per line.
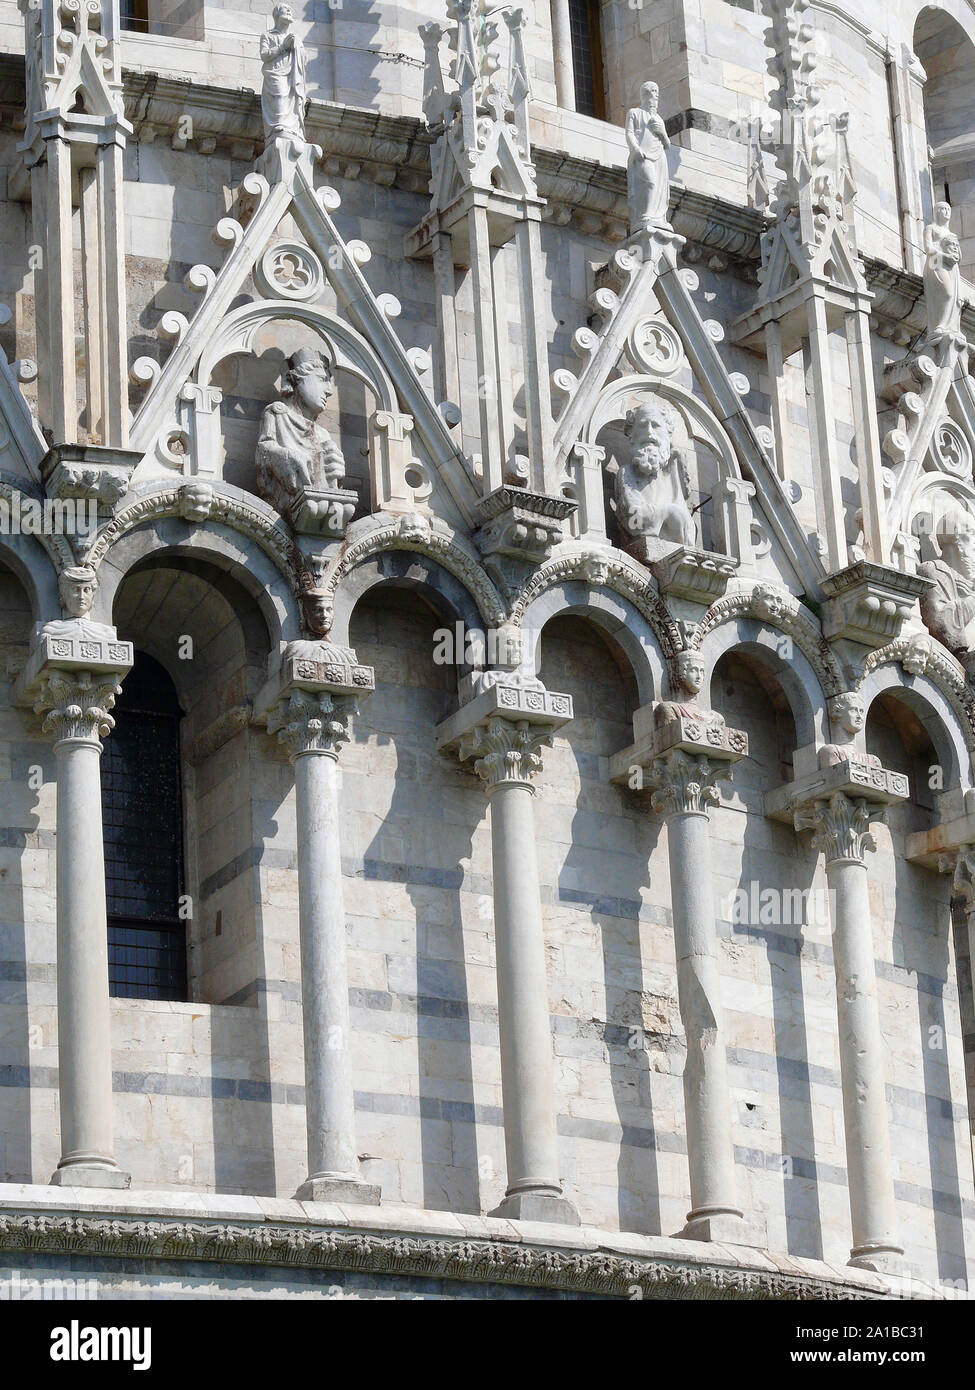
674 648 706 698
829 690 864 736
58 565 98 620
298 570 331 638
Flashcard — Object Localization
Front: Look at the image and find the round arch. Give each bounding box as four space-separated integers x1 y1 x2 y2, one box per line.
330 549 489 670
0 531 61 624
196 299 399 412
698 617 830 750
860 664 973 794
519 581 667 705
93 520 299 649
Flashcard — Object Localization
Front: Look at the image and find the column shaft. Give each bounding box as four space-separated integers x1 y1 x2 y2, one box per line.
665 807 742 1231
489 779 563 1198
826 855 902 1265
294 750 359 1184
53 737 118 1175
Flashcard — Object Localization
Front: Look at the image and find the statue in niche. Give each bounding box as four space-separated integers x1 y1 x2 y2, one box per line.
615 398 697 547
918 507 975 656
923 203 965 349
626 82 672 234
256 349 347 517
654 650 725 729
39 565 115 642
260 3 307 144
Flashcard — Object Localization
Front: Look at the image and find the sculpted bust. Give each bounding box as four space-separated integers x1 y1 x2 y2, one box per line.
654 650 725 728
918 508 975 656
819 691 880 769
615 398 696 547
256 349 347 517
626 82 671 234
260 3 307 143
39 565 116 642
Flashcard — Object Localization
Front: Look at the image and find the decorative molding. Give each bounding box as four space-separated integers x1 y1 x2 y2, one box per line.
862 637 975 750
0 1210 904 1301
696 584 844 698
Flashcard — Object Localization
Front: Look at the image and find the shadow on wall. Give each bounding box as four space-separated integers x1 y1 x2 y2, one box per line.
711 649 826 1262
868 694 969 1286
539 614 669 1236
350 587 486 1213
0 562 41 1181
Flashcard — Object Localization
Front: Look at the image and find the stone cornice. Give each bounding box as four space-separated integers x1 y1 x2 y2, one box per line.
0 1189 938 1300
0 53 970 331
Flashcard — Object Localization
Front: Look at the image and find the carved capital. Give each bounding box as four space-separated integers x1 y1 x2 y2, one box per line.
794 791 887 865
649 748 731 818
35 670 124 749
457 715 552 791
267 688 357 761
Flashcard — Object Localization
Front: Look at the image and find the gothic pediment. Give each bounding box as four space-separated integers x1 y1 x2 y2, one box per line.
127 148 480 532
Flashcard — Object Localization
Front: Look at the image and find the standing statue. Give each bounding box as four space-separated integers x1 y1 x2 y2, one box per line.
260 4 307 143
614 398 697 547
923 203 964 349
256 349 347 516
918 507 975 655
626 82 672 233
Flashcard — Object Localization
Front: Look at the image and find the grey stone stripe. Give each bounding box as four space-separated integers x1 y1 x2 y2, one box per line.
1 1067 969 1219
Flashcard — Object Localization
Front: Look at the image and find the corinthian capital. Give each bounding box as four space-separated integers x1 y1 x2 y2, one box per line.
268 688 357 761
457 714 552 790
35 670 124 748
794 791 887 865
649 748 731 817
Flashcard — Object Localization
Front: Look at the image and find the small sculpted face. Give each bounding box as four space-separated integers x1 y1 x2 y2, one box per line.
294 368 331 416
61 572 97 618
834 693 865 735
641 81 659 113
676 651 705 696
945 522 975 582
274 4 294 28
628 403 673 476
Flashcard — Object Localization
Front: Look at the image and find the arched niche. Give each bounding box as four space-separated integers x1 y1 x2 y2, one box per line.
861 664 973 799
111 552 275 1006
92 517 300 648
698 618 830 753
914 5 975 280
519 581 667 707
585 373 741 554
331 549 488 687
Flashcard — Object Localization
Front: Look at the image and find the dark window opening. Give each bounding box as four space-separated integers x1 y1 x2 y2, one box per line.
102 652 187 1000
120 0 149 34
569 0 606 120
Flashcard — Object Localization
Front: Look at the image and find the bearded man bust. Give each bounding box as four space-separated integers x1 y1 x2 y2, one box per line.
919 509 975 657
614 397 697 548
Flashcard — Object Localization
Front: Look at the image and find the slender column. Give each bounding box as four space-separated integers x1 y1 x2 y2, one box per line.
439 684 578 1223
795 792 904 1272
805 294 847 572
650 747 748 1242
845 306 888 565
264 656 379 1205
550 0 575 110
31 653 132 1188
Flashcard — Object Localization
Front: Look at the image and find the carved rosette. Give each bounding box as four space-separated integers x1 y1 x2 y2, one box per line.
35 670 124 748
268 688 357 761
458 715 551 791
794 792 887 865
648 748 731 818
